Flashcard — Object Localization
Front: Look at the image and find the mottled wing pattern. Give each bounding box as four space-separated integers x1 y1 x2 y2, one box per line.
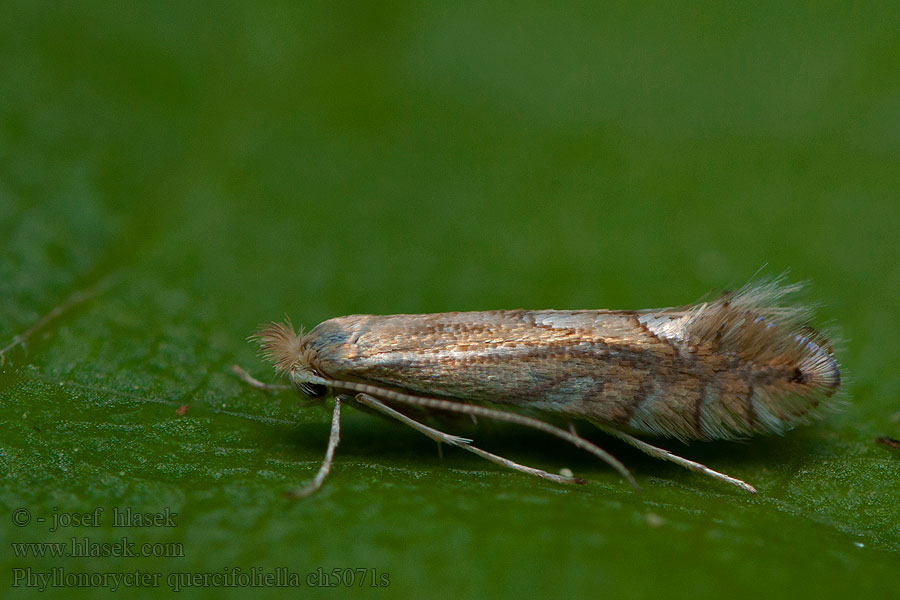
285 281 839 441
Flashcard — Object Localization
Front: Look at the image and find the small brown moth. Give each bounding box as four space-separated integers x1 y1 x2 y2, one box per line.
235 278 841 496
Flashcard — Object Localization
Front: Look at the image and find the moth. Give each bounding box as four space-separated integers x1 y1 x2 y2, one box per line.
235 278 841 496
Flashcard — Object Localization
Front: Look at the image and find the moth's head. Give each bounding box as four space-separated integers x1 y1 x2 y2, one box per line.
252 319 327 399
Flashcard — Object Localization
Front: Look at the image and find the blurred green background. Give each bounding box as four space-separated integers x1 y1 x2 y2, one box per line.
2 1 899 598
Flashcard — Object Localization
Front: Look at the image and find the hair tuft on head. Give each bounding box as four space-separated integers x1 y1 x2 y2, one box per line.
251 319 306 375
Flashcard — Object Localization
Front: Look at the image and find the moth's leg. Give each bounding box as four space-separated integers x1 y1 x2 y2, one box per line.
286 396 343 498
597 426 757 494
232 365 293 393
354 393 585 485
296 377 639 490
354 393 472 446
359 386 637 489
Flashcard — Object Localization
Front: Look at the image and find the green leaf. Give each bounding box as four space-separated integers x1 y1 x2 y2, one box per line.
2 2 899 598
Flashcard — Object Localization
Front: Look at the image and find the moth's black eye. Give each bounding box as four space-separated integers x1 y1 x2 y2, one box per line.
298 382 327 399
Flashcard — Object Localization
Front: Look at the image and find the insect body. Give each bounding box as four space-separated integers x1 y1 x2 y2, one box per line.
237 279 841 496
